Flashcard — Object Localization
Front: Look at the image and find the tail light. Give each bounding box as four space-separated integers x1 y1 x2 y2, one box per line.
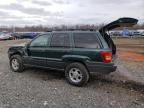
100 51 112 63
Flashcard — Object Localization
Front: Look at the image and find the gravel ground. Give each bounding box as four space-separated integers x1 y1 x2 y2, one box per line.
0 40 144 108
119 60 144 81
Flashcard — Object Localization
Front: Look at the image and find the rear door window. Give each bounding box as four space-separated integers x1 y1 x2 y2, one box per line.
73 33 100 48
50 33 70 48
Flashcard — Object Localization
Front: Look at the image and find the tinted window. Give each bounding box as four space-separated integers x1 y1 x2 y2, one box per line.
30 34 50 47
73 33 100 48
50 33 70 47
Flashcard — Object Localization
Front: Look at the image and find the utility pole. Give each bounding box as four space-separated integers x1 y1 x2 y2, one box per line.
12 26 15 33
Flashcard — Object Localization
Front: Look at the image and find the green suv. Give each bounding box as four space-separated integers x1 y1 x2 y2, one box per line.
8 18 138 86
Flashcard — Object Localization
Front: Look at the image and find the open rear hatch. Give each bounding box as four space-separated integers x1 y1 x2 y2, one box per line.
99 17 138 55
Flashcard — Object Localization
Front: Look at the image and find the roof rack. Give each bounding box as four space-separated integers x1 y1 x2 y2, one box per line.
46 29 96 32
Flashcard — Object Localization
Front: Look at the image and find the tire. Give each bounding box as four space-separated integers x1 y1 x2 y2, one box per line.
10 55 24 72
65 62 89 86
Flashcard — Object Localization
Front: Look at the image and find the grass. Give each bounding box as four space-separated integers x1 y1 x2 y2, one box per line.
112 37 144 45
112 37 144 54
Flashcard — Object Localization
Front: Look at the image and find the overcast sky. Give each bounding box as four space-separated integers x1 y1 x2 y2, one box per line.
0 0 143 26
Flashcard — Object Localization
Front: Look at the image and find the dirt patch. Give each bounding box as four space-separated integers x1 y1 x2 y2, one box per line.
118 51 144 62
113 37 144 62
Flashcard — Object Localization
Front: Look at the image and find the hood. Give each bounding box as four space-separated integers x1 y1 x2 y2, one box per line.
9 43 26 52
99 17 138 32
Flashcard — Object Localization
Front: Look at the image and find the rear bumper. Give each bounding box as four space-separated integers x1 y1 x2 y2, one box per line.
85 61 117 74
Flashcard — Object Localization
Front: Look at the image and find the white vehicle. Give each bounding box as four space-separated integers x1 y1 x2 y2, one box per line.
0 33 12 40
141 32 144 36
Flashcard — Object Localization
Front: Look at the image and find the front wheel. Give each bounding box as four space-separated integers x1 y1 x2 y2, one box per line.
65 62 89 86
10 55 24 72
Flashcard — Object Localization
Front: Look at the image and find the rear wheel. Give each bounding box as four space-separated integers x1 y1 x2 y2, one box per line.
65 62 89 86
10 55 24 72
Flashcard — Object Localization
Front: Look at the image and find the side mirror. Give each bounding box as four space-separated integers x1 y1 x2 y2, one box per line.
25 43 30 49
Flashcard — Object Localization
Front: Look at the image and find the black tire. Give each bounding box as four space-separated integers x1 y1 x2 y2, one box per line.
10 55 24 72
65 62 89 86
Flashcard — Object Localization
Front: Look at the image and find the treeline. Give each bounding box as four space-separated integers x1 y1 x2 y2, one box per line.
0 23 144 32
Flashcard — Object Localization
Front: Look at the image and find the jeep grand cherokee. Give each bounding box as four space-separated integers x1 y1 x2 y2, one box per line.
8 17 138 86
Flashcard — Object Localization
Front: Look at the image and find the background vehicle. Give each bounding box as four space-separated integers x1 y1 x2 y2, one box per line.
141 32 144 36
0 32 12 40
132 31 141 36
11 33 22 39
8 17 138 86
20 33 38 39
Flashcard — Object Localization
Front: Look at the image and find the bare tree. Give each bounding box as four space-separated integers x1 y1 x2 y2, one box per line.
0 24 143 32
